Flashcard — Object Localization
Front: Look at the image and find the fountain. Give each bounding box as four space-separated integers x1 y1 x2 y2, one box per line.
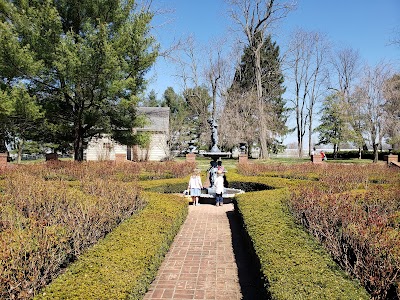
199 118 245 201
202 119 231 161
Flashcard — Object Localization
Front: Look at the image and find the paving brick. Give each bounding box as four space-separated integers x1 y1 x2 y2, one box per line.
144 203 242 299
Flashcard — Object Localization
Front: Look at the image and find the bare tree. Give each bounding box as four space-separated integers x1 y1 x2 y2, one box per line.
353 63 392 163
330 47 360 96
220 89 259 149
203 38 235 125
286 29 329 157
174 37 212 148
383 74 400 150
226 0 295 158
329 47 364 157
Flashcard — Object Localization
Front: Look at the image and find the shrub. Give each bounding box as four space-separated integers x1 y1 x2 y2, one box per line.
0 164 143 300
236 163 400 298
235 186 369 299
138 161 196 179
34 191 188 300
289 184 400 299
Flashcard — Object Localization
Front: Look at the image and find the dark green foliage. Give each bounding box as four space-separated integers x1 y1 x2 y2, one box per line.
226 34 288 151
183 85 212 149
0 0 158 160
316 93 355 156
161 87 191 153
232 34 286 103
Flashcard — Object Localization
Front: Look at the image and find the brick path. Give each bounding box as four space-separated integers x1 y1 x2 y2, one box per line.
143 203 242 300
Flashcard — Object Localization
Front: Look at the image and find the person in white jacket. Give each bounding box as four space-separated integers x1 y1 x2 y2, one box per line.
188 169 203 206
214 169 224 206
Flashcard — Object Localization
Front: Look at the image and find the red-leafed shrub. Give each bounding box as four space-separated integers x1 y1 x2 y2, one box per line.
238 162 400 299
0 163 143 300
139 161 196 179
0 160 194 299
288 174 400 299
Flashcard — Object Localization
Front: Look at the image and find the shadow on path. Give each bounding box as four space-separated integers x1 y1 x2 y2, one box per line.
226 209 271 300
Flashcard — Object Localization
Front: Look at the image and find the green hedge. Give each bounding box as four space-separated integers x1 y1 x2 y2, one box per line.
34 191 188 300
326 150 399 160
234 176 370 299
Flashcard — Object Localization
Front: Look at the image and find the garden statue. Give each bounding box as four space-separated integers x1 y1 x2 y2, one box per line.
208 118 220 152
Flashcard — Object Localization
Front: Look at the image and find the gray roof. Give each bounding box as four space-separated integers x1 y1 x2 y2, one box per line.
137 107 170 132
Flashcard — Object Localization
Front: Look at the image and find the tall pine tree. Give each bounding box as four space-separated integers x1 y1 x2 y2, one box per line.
226 34 288 153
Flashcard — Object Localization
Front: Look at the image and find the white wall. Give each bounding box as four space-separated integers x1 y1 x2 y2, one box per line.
86 135 127 161
135 133 169 161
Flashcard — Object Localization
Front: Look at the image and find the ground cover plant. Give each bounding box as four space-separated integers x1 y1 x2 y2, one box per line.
0 161 194 300
237 162 400 299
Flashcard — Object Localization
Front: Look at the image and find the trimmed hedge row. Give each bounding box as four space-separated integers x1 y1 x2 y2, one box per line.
230 172 370 299
0 167 144 300
325 150 399 160
34 191 188 300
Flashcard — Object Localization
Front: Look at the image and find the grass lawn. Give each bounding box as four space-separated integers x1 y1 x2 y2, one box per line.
174 155 376 169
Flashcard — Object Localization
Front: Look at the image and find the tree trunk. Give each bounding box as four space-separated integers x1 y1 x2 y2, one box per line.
17 139 24 164
0 137 7 152
333 144 338 159
308 116 313 156
308 118 312 156
297 106 303 158
373 143 379 163
74 124 84 161
255 47 269 159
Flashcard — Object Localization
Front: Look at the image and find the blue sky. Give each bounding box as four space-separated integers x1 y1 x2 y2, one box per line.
148 0 399 97
147 1 399 146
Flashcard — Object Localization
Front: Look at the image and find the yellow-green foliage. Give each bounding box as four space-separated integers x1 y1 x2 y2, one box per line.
35 191 188 300
235 177 370 300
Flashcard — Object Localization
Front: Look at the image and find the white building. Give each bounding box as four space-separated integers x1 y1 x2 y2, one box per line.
85 107 170 162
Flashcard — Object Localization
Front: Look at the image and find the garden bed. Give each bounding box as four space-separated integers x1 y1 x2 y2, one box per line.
236 163 400 299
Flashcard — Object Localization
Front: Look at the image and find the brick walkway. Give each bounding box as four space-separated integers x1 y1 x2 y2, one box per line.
143 203 242 300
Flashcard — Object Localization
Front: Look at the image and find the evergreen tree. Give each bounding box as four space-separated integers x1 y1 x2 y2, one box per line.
183 86 212 150
141 89 160 107
162 87 189 153
6 85 45 163
228 34 288 153
316 93 352 157
0 0 158 160
0 90 12 152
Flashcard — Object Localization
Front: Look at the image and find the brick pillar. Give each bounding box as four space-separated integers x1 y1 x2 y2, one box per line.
384 154 399 165
0 153 8 168
186 153 196 162
238 154 248 164
311 154 323 163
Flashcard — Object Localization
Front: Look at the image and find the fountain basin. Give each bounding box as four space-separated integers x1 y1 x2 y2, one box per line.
200 187 244 198
184 187 245 199
202 151 231 161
